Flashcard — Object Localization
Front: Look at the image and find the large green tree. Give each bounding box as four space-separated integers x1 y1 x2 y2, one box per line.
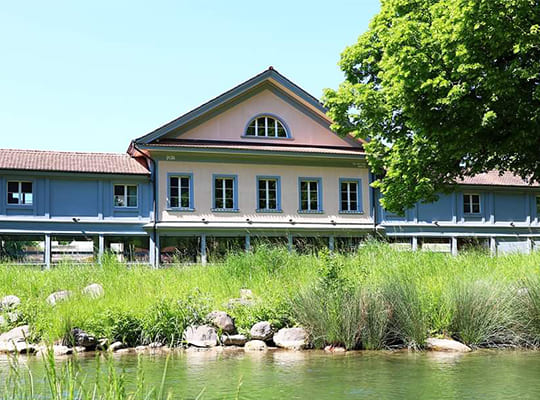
324 0 540 213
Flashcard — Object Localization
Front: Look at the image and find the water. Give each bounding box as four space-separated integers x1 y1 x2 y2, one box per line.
3 349 540 399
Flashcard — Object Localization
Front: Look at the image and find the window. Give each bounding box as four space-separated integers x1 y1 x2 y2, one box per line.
114 184 137 207
169 175 193 209
340 179 362 213
213 175 238 211
7 181 33 205
463 193 480 214
299 178 322 212
245 115 288 138
257 176 281 212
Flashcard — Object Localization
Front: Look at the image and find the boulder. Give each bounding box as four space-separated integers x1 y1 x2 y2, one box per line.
135 345 148 352
0 295 21 310
240 289 253 300
73 346 87 353
324 345 346 353
221 334 248 346
15 342 37 354
250 321 273 341
0 312 20 327
425 338 472 353
148 342 164 349
64 328 97 349
207 311 235 333
109 341 126 352
82 283 104 299
273 327 309 350
0 325 30 344
183 325 218 347
244 340 267 351
47 290 73 306
35 345 73 357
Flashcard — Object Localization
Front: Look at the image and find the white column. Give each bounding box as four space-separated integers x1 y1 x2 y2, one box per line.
245 234 251 252
490 237 497 256
98 234 105 265
44 234 51 270
329 235 335 252
527 238 533 254
411 236 418 251
149 234 156 267
287 233 293 253
200 234 207 265
451 237 458 256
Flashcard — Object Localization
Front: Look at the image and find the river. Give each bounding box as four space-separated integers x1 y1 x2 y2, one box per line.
2 349 540 399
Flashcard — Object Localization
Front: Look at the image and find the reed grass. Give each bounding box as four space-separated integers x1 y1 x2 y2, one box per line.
1 242 540 350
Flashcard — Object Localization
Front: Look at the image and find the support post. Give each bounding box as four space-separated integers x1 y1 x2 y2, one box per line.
149 235 156 267
287 233 293 253
98 234 105 265
490 237 497 256
451 237 458 257
411 236 418 251
44 234 51 270
245 234 251 252
200 233 207 265
328 235 335 252
527 238 533 254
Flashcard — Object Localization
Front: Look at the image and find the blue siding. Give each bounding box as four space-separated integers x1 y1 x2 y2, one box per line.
50 180 99 217
494 193 527 222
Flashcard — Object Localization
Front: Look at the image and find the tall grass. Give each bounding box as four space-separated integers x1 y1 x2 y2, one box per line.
1 351 174 400
2 243 540 350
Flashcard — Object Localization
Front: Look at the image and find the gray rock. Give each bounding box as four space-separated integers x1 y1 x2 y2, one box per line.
96 338 109 350
148 342 163 348
0 295 21 310
425 338 472 353
0 325 30 344
0 312 19 326
207 311 235 333
183 325 218 347
47 290 73 306
227 298 255 308
15 342 37 354
250 321 273 341
222 334 248 346
73 346 87 353
324 345 346 353
244 340 267 351
82 283 104 299
135 345 148 352
36 345 73 357
273 327 309 350
65 328 97 349
109 341 126 352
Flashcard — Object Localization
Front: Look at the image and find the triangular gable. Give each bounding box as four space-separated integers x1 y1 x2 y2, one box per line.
135 68 362 148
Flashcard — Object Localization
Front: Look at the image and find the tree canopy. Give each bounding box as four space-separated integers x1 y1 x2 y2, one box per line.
324 0 540 213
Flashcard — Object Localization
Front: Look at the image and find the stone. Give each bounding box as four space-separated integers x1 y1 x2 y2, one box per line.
324 345 346 353
250 321 273 341
64 328 97 349
46 290 73 306
115 348 134 354
0 295 21 310
244 340 267 351
273 327 309 350
135 345 148 352
425 338 472 353
0 312 19 326
73 346 87 353
207 311 235 333
227 298 255 308
183 325 218 347
97 338 109 350
0 325 30 344
221 334 248 346
15 342 37 354
36 345 73 357
148 342 163 348
82 283 104 299
240 289 253 300
109 341 126 352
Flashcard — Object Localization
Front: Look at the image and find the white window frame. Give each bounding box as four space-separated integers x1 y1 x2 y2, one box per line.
212 175 238 211
340 180 361 213
7 181 33 205
299 178 322 212
245 115 288 138
257 176 280 211
114 184 138 208
169 174 193 210
463 193 481 214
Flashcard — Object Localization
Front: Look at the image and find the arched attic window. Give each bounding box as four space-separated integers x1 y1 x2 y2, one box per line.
244 115 290 138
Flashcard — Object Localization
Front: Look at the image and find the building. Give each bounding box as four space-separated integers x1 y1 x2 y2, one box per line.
1 68 539 266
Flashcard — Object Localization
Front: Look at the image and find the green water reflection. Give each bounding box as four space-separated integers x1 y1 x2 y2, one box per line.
3 349 540 399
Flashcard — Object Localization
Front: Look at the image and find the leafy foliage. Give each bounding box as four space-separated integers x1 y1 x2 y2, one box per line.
324 0 540 212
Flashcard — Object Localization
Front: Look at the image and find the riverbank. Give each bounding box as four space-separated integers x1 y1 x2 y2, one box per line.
1 243 540 352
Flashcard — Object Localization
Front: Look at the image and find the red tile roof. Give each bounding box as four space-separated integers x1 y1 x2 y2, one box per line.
459 171 540 187
0 149 150 175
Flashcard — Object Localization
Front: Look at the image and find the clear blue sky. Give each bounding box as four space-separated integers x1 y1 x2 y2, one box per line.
1 1 380 153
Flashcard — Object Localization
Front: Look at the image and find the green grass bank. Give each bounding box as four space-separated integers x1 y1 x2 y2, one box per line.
2 243 540 350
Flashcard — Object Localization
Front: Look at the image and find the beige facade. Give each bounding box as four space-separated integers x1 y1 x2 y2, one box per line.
157 160 372 228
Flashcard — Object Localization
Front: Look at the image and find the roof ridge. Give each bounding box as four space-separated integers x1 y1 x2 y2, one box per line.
0 148 130 157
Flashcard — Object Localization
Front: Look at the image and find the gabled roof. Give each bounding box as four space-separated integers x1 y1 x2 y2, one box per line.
135 67 333 145
458 171 540 188
0 149 150 175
